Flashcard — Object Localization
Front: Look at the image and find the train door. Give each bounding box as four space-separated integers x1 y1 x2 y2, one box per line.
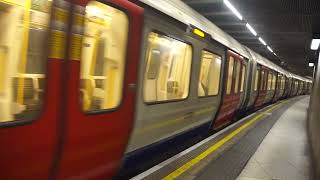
272 72 280 102
282 76 289 98
246 64 260 110
292 79 296 97
298 81 302 95
288 77 293 97
54 0 143 179
254 66 268 109
237 60 247 110
280 74 284 98
0 0 65 179
213 50 242 129
263 70 275 104
282 76 286 98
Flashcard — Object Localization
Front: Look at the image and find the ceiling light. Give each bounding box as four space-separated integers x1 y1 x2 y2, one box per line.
267 46 273 52
258 37 266 46
309 63 314 67
310 39 320 50
246 23 257 36
86 5 101 17
223 0 243 20
273 52 277 56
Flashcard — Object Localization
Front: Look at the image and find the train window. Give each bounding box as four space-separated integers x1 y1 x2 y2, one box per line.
198 50 221 97
264 71 268 90
281 76 285 90
226 56 234 95
272 74 276 90
143 32 192 102
267 73 272 90
0 0 51 122
254 69 259 91
279 76 282 90
278 75 282 90
240 65 246 92
80 1 129 111
234 60 241 93
260 71 265 90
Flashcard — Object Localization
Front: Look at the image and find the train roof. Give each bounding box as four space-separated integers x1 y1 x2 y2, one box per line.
139 0 250 59
138 0 312 83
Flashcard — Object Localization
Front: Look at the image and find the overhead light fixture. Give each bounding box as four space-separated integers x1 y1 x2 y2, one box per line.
309 62 314 67
246 23 257 36
86 5 101 17
310 39 320 50
267 46 273 52
273 52 277 56
223 0 243 20
258 37 266 46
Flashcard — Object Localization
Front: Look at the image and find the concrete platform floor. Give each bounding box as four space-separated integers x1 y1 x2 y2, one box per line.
237 96 311 180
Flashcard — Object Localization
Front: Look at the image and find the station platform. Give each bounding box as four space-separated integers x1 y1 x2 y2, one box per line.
130 96 311 180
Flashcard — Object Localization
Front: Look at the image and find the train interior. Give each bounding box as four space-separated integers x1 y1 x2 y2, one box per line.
143 32 192 102
80 1 128 111
0 0 50 122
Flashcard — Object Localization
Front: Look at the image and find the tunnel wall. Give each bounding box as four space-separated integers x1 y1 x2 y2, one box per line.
308 53 320 179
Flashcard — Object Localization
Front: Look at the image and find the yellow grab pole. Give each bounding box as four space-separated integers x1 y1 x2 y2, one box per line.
17 0 31 104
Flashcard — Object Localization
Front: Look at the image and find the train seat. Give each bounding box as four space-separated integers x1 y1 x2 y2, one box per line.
12 77 42 119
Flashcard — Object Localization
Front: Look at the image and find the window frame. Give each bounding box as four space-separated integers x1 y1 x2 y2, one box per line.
198 49 222 98
80 1 131 115
142 30 194 105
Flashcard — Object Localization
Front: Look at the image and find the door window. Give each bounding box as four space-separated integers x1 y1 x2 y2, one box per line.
226 56 234 95
80 1 129 112
198 50 221 96
254 69 259 91
240 65 246 92
260 70 265 90
234 60 241 93
267 73 272 90
143 32 192 102
281 76 285 90
272 74 276 90
0 0 51 122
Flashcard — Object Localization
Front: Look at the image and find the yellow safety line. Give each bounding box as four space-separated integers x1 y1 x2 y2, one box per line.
162 100 288 180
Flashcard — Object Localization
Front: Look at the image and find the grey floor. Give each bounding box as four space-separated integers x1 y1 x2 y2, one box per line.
237 97 311 180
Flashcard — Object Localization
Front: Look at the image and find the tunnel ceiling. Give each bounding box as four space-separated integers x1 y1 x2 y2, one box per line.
183 0 320 77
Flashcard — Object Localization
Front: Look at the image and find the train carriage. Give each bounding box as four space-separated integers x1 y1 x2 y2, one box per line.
0 0 312 179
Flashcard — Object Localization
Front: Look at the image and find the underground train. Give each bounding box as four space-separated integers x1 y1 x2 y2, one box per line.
0 0 312 179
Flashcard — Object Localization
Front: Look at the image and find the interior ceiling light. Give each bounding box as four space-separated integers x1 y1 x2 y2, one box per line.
223 0 243 20
310 39 320 50
267 46 273 53
309 62 314 67
245 23 257 36
258 37 267 46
